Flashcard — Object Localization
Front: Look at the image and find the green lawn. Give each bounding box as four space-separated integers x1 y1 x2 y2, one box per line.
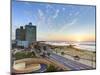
14 51 36 60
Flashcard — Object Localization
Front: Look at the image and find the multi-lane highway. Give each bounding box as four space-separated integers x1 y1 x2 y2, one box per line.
48 53 93 71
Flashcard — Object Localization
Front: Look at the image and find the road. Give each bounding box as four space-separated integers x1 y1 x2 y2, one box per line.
35 64 47 73
48 53 93 71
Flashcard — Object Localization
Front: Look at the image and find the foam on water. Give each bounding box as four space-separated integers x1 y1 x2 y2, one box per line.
44 41 96 51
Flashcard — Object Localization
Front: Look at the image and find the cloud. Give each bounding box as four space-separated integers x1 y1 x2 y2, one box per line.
38 9 44 17
69 11 80 17
46 4 54 13
52 9 60 19
59 18 78 32
37 9 46 24
69 13 73 16
37 9 49 31
24 2 31 6
46 4 52 9
37 8 58 31
62 7 66 11
74 11 80 16
23 2 34 8
23 10 34 21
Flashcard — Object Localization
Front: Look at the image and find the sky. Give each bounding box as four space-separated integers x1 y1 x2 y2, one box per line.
12 0 96 42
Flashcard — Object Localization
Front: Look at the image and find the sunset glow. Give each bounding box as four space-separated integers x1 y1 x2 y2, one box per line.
40 33 95 42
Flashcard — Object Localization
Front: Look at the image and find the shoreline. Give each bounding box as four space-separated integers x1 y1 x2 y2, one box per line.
50 44 96 68
43 41 95 51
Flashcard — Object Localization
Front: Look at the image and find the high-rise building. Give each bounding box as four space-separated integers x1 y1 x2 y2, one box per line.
25 22 36 44
16 26 25 41
15 22 36 48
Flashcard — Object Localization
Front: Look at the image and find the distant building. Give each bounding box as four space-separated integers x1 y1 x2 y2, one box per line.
15 22 36 48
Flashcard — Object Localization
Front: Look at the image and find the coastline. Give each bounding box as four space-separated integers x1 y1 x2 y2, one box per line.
50 44 96 68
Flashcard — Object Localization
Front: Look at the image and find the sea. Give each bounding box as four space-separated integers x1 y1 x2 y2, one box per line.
44 41 96 51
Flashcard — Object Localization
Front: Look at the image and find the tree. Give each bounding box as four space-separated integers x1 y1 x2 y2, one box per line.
46 65 57 72
61 52 65 55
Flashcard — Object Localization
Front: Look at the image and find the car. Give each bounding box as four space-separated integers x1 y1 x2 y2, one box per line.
73 55 80 60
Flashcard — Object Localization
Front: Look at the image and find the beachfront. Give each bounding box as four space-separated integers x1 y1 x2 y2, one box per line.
51 44 96 68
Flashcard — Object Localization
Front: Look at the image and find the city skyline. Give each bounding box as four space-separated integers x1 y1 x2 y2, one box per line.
12 1 96 42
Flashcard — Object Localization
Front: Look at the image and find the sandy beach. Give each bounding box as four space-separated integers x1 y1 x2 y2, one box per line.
50 45 96 68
